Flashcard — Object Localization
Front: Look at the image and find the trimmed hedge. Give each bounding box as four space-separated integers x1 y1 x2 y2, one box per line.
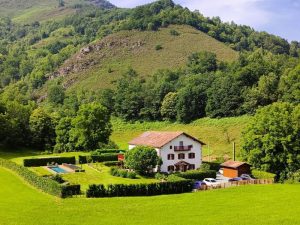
0 158 78 198
91 149 126 155
62 184 81 196
177 170 216 180
103 161 119 167
252 169 276 179
86 180 193 198
23 156 76 167
78 154 119 163
202 161 221 171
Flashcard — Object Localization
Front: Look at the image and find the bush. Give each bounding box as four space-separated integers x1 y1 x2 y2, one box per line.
78 155 87 164
110 167 137 179
170 29 180 36
252 169 276 180
103 161 119 167
0 158 77 198
155 173 167 181
51 174 65 184
202 161 221 171
61 184 81 196
177 170 216 180
23 156 76 167
155 44 163 50
167 174 187 182
86 180 193 198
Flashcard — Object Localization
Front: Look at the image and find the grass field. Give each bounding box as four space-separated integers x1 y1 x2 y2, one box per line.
62 164 157 190
1 167 300 225
111 116 250 160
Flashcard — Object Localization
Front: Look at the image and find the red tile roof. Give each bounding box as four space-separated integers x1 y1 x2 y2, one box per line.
128 131 205 148
221 160 251 169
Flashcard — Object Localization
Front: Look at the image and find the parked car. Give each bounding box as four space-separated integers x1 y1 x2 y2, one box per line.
240 174 255 180
193 181 207 189
228 177 243 182
203 178 220 187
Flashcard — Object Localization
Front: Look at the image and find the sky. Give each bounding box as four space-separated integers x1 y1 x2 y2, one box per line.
109 0 300 42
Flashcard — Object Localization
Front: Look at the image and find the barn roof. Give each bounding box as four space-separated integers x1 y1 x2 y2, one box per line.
128 131 206 148
221 160 251 169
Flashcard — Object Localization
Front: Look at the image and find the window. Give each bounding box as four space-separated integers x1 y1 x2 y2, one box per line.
168 165 175 172
167 154 175 160
189 164 195 170
170 145 173 149
188 153 195 159
178 153 185 160
179 141 184 146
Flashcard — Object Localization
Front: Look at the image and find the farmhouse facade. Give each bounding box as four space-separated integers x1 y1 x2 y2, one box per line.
128 131 205 173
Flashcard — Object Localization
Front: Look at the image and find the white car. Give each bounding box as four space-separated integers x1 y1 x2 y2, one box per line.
203 178 220 187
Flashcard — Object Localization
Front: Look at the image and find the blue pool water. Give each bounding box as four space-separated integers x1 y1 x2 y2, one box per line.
48 166 68 173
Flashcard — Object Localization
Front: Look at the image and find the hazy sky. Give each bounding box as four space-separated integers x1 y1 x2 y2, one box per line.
109 0 300 42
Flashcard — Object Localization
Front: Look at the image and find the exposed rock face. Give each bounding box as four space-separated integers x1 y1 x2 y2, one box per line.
48 35 145 82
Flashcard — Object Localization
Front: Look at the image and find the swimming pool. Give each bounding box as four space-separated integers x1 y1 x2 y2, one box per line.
48 166 68 174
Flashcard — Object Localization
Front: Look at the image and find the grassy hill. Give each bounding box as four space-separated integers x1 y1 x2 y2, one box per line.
111 116 249 160
1 166 300 225
48 24 238 92
0 0 114 23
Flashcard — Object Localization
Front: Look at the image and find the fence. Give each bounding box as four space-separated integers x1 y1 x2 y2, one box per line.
197 179 274 191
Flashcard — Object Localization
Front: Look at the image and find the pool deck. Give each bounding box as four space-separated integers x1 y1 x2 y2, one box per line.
43 165 74 174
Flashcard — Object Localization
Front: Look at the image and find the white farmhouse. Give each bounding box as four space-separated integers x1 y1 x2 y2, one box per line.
128 131 205 173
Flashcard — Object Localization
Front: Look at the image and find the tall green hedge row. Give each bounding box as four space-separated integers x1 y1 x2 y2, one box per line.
177 170 216 180
91 149 126 155
23 156 76 167
0 158 79 198
86 180 193 198
79 154 119 163
252 169 276 179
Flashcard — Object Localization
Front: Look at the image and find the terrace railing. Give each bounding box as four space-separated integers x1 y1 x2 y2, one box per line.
174 145 193 151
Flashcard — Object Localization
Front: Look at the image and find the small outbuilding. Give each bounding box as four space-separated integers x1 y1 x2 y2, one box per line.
221 161 251 178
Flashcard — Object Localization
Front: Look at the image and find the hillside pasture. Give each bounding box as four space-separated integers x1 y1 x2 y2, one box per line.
111 116 250 159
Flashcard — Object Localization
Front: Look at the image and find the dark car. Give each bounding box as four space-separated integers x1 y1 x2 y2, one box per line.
240 174 255 180
228 177 243 182
193 181 207 189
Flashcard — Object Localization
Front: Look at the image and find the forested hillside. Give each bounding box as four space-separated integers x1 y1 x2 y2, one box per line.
0 0 299 156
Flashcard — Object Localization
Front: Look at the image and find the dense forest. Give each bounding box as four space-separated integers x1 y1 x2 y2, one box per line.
0 0 299 155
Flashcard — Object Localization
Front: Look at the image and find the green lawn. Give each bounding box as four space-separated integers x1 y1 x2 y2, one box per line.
61 164 157 191
1 167 300 225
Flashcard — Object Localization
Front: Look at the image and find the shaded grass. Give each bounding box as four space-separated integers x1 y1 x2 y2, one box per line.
1 167 300 225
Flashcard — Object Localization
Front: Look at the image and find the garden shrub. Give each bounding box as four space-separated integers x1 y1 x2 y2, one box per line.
78 155 87 164
86 179 193 198
61 184 81 197
202 161 221 171
252 169 276 180
91 153 119 162
103 161 119 167
110 167 137 179
0 158 79 198
155 173 168 181
51 174 65 184
177 170 216 180
167 174 187 182
23 156 76 167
